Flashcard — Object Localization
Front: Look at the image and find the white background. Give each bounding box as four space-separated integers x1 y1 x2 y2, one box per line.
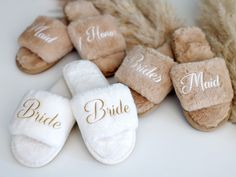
1 0 236 177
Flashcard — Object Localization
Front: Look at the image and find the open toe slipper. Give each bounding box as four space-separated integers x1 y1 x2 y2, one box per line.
115 45 176 114
16 16 73 74
171 26 233 131
170 58 233 131
63 60 138 165
9 79 75 167
68 14 126 77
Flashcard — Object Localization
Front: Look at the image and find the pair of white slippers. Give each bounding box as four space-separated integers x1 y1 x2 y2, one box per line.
9 60 138 167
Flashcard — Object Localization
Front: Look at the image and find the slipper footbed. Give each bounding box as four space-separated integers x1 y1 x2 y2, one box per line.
183 102 231 131
16 47 57 74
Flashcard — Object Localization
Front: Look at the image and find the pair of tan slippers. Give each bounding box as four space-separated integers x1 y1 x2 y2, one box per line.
16 0 126 77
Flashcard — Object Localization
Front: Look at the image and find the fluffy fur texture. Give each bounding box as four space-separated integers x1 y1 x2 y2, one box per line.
171 27 215 63
68 15 126 59
63 61 138 165
184 102 231 131
130 89 156 115
10 80 75 167
92 51 126 77
64 0 100 21
171 58 233 112
58 0 182 49
58 0 181 114
17 16 73 74
70 84 138 165
18 16 73 63
11 90 74 147
16 47 56 74
171 57 233 131
115 45 175 105
198 0 236 122
63 60 109 95
67 13 126 77
71 83 138 141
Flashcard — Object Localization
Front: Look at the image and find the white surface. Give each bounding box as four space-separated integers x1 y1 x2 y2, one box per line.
0 0 236 177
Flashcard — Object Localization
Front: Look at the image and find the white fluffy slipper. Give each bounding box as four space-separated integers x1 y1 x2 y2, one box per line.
9 78 75 168
63 61 138 165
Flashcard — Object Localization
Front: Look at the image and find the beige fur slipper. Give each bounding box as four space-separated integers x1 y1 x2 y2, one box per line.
172 27 215 63
16 16 73 74
115 45 175 114
65 1 126 77
171 58 233 131
171 27 233 131
64 0 100 21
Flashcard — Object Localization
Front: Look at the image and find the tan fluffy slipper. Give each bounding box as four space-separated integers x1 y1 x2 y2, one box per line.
16 16 73 74
172 27 215 63
64 0 126 77
67 12 126 77
171 58 233 131
129 42 172 114
64 0 100 21
115 45 175 114
171 27 233 131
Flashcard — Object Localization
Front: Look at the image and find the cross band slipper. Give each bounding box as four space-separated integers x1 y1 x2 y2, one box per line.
63 60 138 165
9 78 75 167
115 45 176 114
16 16 73 74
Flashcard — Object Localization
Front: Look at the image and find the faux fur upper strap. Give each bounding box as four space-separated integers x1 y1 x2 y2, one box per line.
115 45 175 104
71 84 138 141
10 90 75 147
171 58 233 112
18 16 73 63
63 60 109 96
68 15 126 60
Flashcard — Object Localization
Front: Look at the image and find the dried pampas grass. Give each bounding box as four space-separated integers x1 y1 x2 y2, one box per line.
198 0 236 123
134 0 181 44
57 0 182 49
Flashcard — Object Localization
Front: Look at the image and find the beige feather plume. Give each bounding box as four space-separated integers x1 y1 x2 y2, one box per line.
198 0 236 122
